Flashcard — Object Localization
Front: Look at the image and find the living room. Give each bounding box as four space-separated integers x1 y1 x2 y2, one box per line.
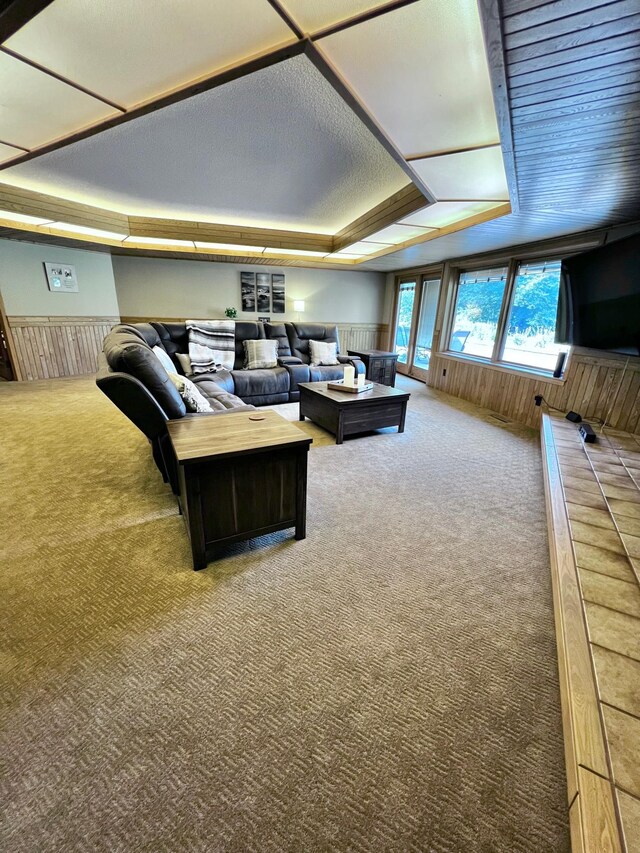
1 1 640 852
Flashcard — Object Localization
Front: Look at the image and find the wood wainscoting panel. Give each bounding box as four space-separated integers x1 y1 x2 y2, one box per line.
8 316 119 380
428 348 640 434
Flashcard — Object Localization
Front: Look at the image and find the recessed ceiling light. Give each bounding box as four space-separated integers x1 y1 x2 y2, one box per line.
51 222 128 240
264 248 328 257
324 252 360 260
125 236 195 247
195 242 266 252
0 210 53 225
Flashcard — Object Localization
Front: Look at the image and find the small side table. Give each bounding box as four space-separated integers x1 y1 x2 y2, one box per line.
347 349 399 387
167 410 312 570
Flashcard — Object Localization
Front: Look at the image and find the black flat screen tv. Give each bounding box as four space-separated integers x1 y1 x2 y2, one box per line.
558 232 640 355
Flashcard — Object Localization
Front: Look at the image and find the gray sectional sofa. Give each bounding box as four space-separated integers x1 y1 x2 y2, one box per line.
96 320 362 489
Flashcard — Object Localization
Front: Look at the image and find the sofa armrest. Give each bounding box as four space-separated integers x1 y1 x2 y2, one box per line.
337 355 365 376
277 356 303 365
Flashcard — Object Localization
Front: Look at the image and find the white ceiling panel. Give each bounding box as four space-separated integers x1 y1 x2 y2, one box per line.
0 142 23 165
365 223 434 244
319 0 499 158
342 240 390 254
6 0 294 108
1 56 408 233
0 53 117 149
400 201 505 229
411 147 509 201
280 0 393 33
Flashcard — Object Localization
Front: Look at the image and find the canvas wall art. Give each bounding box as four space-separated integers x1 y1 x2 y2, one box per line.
272 274 285 314
240 271 256 311
256 272 271 312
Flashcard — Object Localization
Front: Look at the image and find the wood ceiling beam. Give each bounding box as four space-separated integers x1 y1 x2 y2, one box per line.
127 216 333 253
264 0 304 40
0 0 53 42
304 41 436 205
477 0 520 213
0 39 306 172
352 202 512 263
333 184 429 252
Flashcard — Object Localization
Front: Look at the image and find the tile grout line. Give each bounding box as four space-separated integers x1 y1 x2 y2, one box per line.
590 640 640 665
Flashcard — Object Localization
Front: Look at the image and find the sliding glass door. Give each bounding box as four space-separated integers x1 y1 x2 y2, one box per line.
393 274 441 379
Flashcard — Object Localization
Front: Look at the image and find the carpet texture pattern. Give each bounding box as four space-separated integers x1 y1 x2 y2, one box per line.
1 375 569 852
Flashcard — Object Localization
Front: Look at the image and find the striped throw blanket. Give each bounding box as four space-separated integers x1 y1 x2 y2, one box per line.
186 319 235 374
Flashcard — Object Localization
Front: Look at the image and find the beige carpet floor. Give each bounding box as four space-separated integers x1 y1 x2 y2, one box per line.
1 374 569 852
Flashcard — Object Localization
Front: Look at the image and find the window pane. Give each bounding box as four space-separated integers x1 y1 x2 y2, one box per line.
394 281 416 365
449 267 508 358
502 259 566 372
414 278 440 371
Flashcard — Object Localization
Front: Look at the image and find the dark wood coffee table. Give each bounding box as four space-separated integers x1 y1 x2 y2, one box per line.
298 381 410 444
167 410 312 570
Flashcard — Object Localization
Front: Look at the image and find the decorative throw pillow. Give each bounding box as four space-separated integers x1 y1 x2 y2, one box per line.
243 339 279 370
175 352 193 376
309 339 339 366
167 373 212 413
152 345 176 374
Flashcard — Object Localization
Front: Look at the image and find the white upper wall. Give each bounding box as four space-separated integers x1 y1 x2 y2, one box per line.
111 255 386 323
0 238 119 317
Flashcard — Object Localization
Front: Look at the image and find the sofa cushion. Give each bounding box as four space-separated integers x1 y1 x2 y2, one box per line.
243 339 279 370
309 339 339 366
175 352 192 375
167 373 213 413
309 364 346 382
232 321 266 370
190 375 247 410
264 322 292 358
152 345 177 374
286 322 340 363
231 366 289 398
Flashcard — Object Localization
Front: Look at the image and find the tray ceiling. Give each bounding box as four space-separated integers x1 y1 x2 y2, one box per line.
5 0 637 268
0 54 409 233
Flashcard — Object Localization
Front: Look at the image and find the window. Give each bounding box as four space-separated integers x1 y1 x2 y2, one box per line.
447 257 568 375
501 260 566 372
449 267 508 358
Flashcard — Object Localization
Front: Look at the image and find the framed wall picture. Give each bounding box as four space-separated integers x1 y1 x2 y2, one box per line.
44 262 79 292
240 271 256 311
271 274 285 314
256 272 271 312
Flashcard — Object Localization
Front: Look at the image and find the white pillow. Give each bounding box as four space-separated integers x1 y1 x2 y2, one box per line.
175 352 193 376
243 339 279 370
309 340 339 366
152 345 176 374
167 373 213 413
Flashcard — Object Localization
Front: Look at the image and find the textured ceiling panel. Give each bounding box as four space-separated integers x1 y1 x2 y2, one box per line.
5 0 294 107
280 0 393 33
319 0 499 158
400 201 505 228
0 52 117 149
411 147 509 201
0 142 24 164
0 55 408 233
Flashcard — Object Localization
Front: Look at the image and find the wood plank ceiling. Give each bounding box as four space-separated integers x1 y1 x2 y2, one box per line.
358 0 640 270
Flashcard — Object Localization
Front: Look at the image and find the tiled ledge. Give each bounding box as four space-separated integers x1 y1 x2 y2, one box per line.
541 414 640 853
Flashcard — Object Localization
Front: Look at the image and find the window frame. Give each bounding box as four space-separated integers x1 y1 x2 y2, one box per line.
445 253 568 378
